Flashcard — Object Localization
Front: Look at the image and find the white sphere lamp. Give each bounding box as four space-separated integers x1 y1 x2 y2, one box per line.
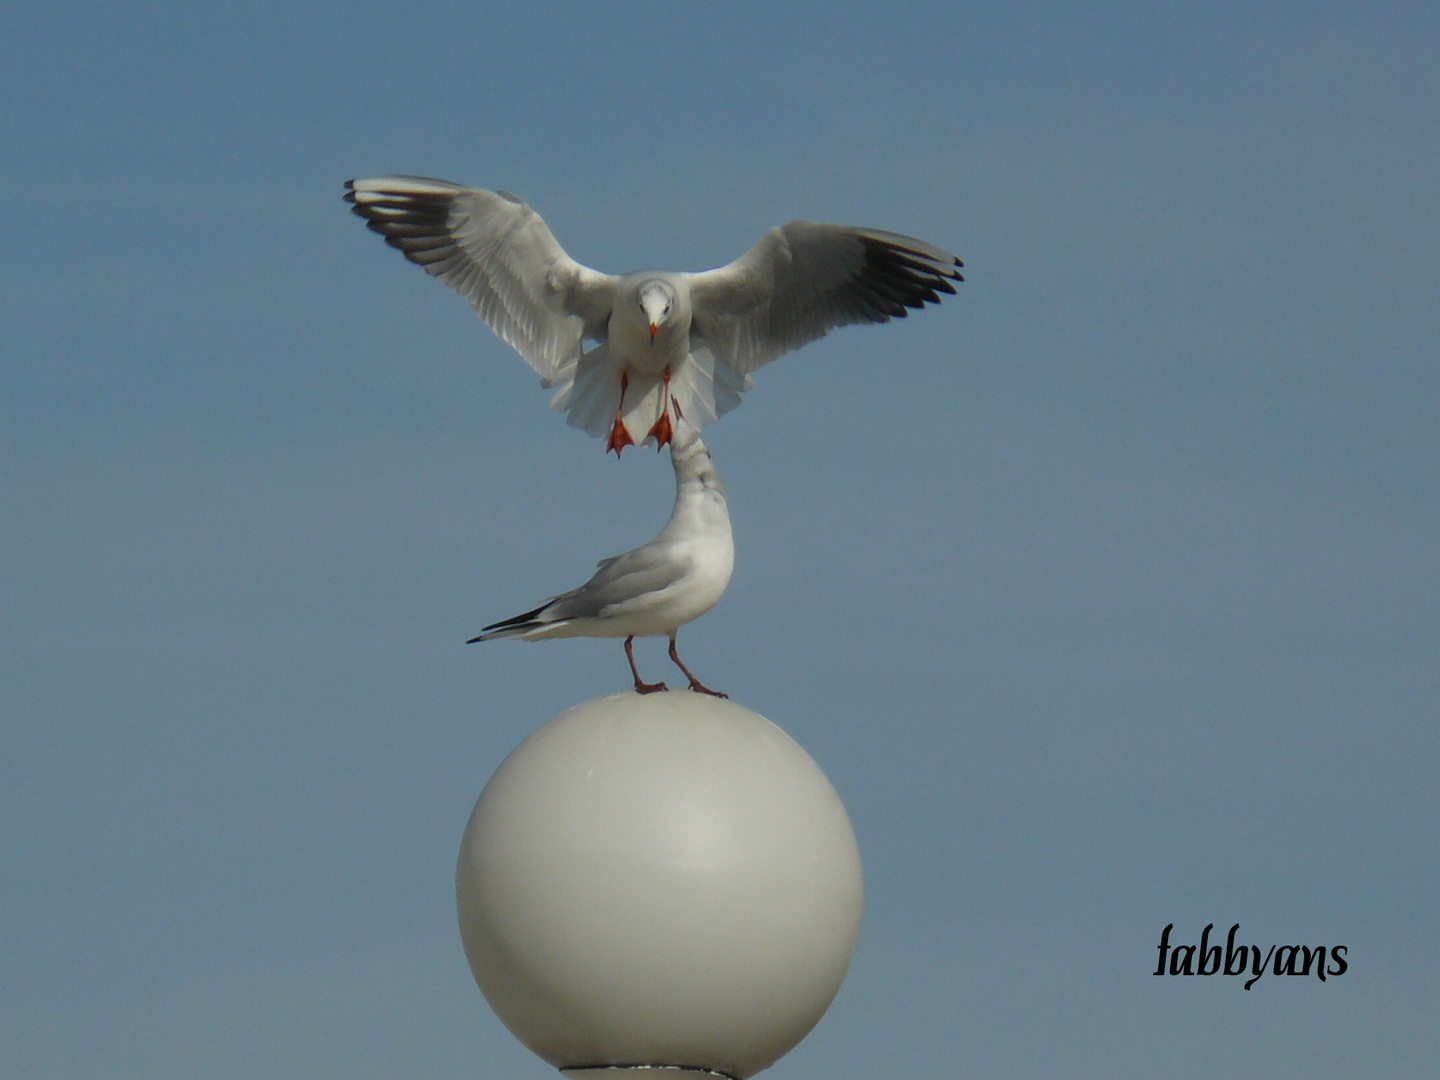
456 692 863 1079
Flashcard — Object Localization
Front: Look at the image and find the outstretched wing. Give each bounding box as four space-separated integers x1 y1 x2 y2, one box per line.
345 176 617 384
688 221 963 376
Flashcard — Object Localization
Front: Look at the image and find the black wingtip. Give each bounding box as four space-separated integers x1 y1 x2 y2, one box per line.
474 599 553 638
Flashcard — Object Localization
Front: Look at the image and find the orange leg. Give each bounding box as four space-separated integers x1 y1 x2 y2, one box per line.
645 368 675 449
607 373 635 457
626 636 668 694
669 635 726 698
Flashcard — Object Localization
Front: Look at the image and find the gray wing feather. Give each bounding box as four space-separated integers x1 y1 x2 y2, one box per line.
688 220 963 376
345 176 616 384
545 544 689 621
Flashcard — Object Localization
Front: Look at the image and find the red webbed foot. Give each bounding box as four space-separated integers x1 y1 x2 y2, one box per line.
607 415 634 457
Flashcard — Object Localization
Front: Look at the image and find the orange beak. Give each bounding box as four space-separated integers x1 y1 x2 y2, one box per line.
649 322 658 344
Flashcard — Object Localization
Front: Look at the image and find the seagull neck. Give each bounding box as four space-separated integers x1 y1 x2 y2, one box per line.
664 457 729 538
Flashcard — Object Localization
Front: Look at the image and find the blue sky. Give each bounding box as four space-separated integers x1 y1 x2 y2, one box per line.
2 3 1436 1077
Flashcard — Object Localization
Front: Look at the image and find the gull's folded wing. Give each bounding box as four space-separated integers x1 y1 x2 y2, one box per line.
552 546 691 622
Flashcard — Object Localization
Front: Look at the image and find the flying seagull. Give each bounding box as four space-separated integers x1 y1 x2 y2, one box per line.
345 175 963 455
467 416 733 697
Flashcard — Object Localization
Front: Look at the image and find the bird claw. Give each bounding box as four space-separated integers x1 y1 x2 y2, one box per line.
634 679 669 695
646 410 674 449
607 416 634 457
667 636 722 697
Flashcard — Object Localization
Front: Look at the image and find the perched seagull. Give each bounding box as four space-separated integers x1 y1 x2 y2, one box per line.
467 417 733 696
345 176 963 455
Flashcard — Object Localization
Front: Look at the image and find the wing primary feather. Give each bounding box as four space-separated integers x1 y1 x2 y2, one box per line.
471 598 554 640
345 175 612 384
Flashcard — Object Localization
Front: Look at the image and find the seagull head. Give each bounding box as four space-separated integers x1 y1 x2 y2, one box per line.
637 278 678 344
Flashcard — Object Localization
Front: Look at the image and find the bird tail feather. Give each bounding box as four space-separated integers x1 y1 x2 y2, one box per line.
670 346 752 429
552 343 620 439
549 343 753 443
